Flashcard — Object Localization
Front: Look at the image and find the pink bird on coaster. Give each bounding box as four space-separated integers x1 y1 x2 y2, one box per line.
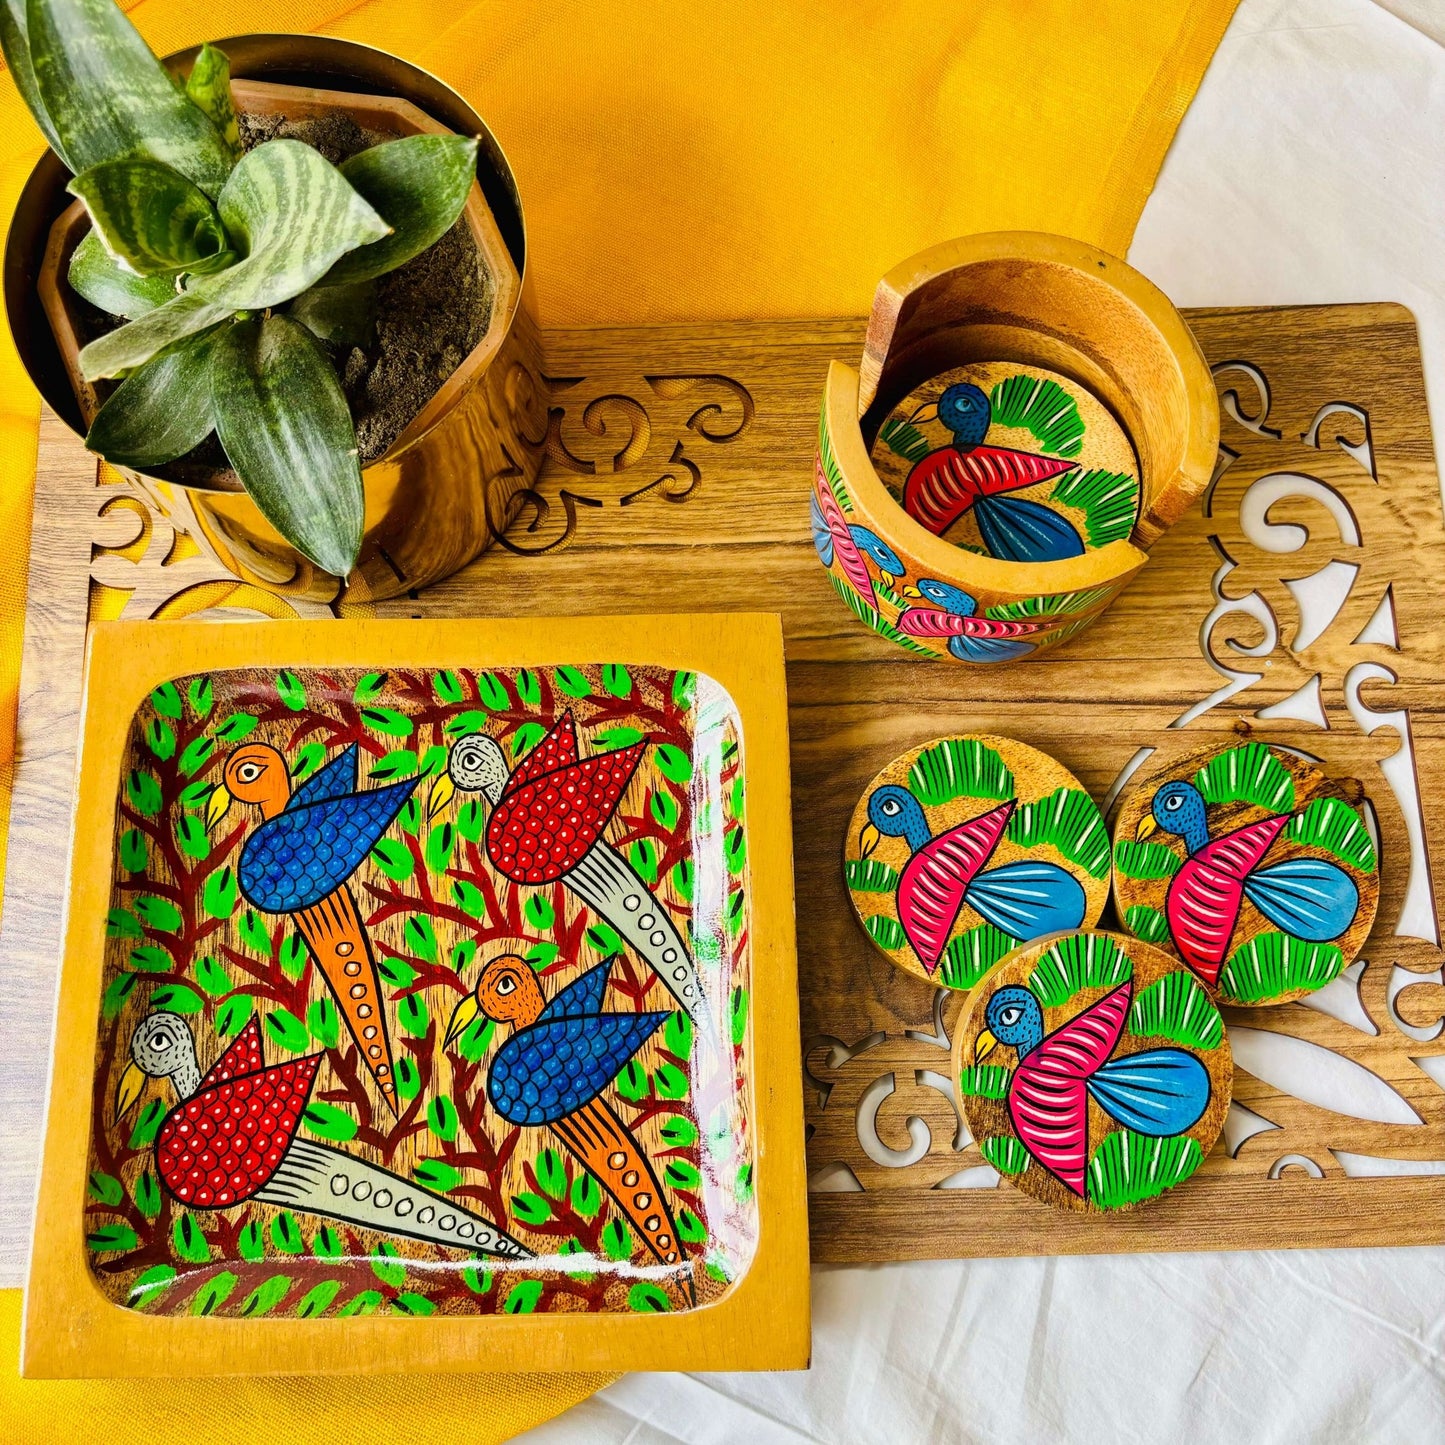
859 792 1086 974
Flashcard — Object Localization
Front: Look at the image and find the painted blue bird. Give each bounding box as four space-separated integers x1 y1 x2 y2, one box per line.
858 791 1086 975
974 980 1211 1197
904 382 1085 562
1137 779 1360 987
446 955 686 1269
895 576 1045 664
812 481 904 606
207 741 419 1108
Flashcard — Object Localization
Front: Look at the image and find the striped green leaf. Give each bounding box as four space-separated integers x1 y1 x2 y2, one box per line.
211 314 363 576
193 140 389 311
864 914 907 951
985 584 1114 622
980 1135 1029 1175
68 158 227 276
1129 971 1223 1049
85 325 218 467
1113 838 1182 881
878 416 930 463
1088 1128 1203 1209
1220 932 1343 1003
1123 903 1171 945
1007 786 1109 878
184 44 240 158
1194 742 1294 812
907 737 1013 805
28 0 234 196
79 290 231 380
323 134 477 285
1287 797 1376 872
1028 932 1132 1008
939 924 1015 991
67 228 174 319
0 0 69 164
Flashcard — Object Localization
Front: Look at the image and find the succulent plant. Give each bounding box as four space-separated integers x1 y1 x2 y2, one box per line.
2 0 480 576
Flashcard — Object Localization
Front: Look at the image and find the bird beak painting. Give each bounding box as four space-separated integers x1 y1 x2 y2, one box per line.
1136 814 1159 841
426 770 455 823
974 1028 999 1063
908 401 939 425
859 822 881 858
902 585 922 600
204 783 233 832
445 992 481 1050
113 1060 147 1123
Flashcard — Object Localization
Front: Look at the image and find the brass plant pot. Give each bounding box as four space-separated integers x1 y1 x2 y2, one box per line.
4 34 546 603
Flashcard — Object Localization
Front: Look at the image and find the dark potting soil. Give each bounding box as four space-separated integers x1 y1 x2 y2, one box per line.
79 108 493 480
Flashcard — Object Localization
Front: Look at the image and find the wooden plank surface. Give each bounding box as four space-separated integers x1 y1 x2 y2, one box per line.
4 303 1444 1281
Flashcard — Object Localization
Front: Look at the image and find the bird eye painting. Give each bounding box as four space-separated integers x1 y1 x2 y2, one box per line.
1111 741 1379 1007
953 932 1232 1213
84 663 756 1319
869 362 1141 564
844 735 1109 989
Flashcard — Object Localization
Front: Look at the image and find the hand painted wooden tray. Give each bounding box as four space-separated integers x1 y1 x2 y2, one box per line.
5 303 1444 1297
23 617 808 1376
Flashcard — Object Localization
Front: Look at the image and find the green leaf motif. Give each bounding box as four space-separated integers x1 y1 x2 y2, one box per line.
361 706 412 738
148 983 204 1014
397 992 429 1038
202 866 237 919
601 1219 633 1262
68 157 226 276
980 1135 1029 1175
414 1159 462 1192
28 0 234 196
241 1274 292 1317
128 1264 177 1310
270 1212 303 1254
654 743 692 784
370 1241 407 1288
1006 786 1109 879
275 669 306 711
989 374 1084 457
1129 971 1224 1050
192 1272 239 1316
404 914 439 965
1220 933 1344 1003
1028 932 1133 1008
570 1173 602 1219
1194 742 1294 812
87 1171 124 1205
1287 796 1376 873
338 1290 384 1318
1050 468 1140 548
724 825 747 875
237 1221 264 1262
879 416 930 463
187 676 213 717
312 1226 342 1259
129 1097 166 1149
295 1280 341 1318
1113 838 1182 881
510 1192 551 1226
939 924 1016 991
377 953 417 989
554 665 591 698
664 1159 701 1190
371 837 414 882
119 828 147 872
214 994 252 1038
1088 1128 1203 1209
211 314 364 577
425 822 454 875
134 894 182 932
355 672 387 703
427 1095 459 1143
173 1211 211 1263
504 1280 544 1314
325 134 477 285
654 1061 689 1099
630 837 659 884
128 944 171 973
126 768 162 816
177 733 215 776
659 1114 699 1147
106 907 141 939
392 1292 436 1316
307 995 339 1048
303 1101 357 1143
175 813 209 860
628 1282 671 1313
133 1171 161 1218
194 953 230 995
650 788 680 831
101 971 138 1019
264 1008 309 1053
907 737 1013 806
239 908 271 954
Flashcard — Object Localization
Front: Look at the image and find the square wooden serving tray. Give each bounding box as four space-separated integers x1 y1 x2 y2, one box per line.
23 615 809 1378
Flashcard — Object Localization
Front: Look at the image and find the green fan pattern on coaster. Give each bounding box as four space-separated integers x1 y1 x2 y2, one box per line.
989 374 1086 457
938 923 1016 990
1288 797 1378 872
957 1064 1011 1100
1128 972 1224 1049
1195 741 1295 811
907 737 1014 806
980 1135 1029 1176
1088 1129 1204 1210
1027 931 1133 1009
1219 933 1344 1003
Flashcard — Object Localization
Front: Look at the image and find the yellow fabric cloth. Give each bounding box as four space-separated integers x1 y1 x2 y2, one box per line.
0 0 1238 1437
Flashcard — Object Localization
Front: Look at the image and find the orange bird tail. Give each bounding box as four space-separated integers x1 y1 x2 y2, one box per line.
296 881 398 1113
553 1096 685 1272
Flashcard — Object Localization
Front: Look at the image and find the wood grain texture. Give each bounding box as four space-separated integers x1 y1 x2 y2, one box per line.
4 302 1445 1285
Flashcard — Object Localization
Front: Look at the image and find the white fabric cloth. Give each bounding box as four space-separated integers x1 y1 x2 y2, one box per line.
523 2 1445 1439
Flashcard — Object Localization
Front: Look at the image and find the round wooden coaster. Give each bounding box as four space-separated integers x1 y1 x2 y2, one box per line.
952 930 1232 1213
868 361 1141 562
844 734 1109 989
1111 741 1380 1006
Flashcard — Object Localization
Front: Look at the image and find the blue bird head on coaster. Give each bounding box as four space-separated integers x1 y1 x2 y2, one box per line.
1141 779 1210 854
976 985 1044 1061
860 783 930 857
912 382 992 448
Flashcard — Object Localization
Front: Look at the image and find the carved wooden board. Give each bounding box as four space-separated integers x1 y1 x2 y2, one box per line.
5 303 1445 1276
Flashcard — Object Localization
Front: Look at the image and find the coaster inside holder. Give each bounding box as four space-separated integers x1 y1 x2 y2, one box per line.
1111 741 1380 1006
844 734 1109 989
867 361 1141 564
952 930 1232 1214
